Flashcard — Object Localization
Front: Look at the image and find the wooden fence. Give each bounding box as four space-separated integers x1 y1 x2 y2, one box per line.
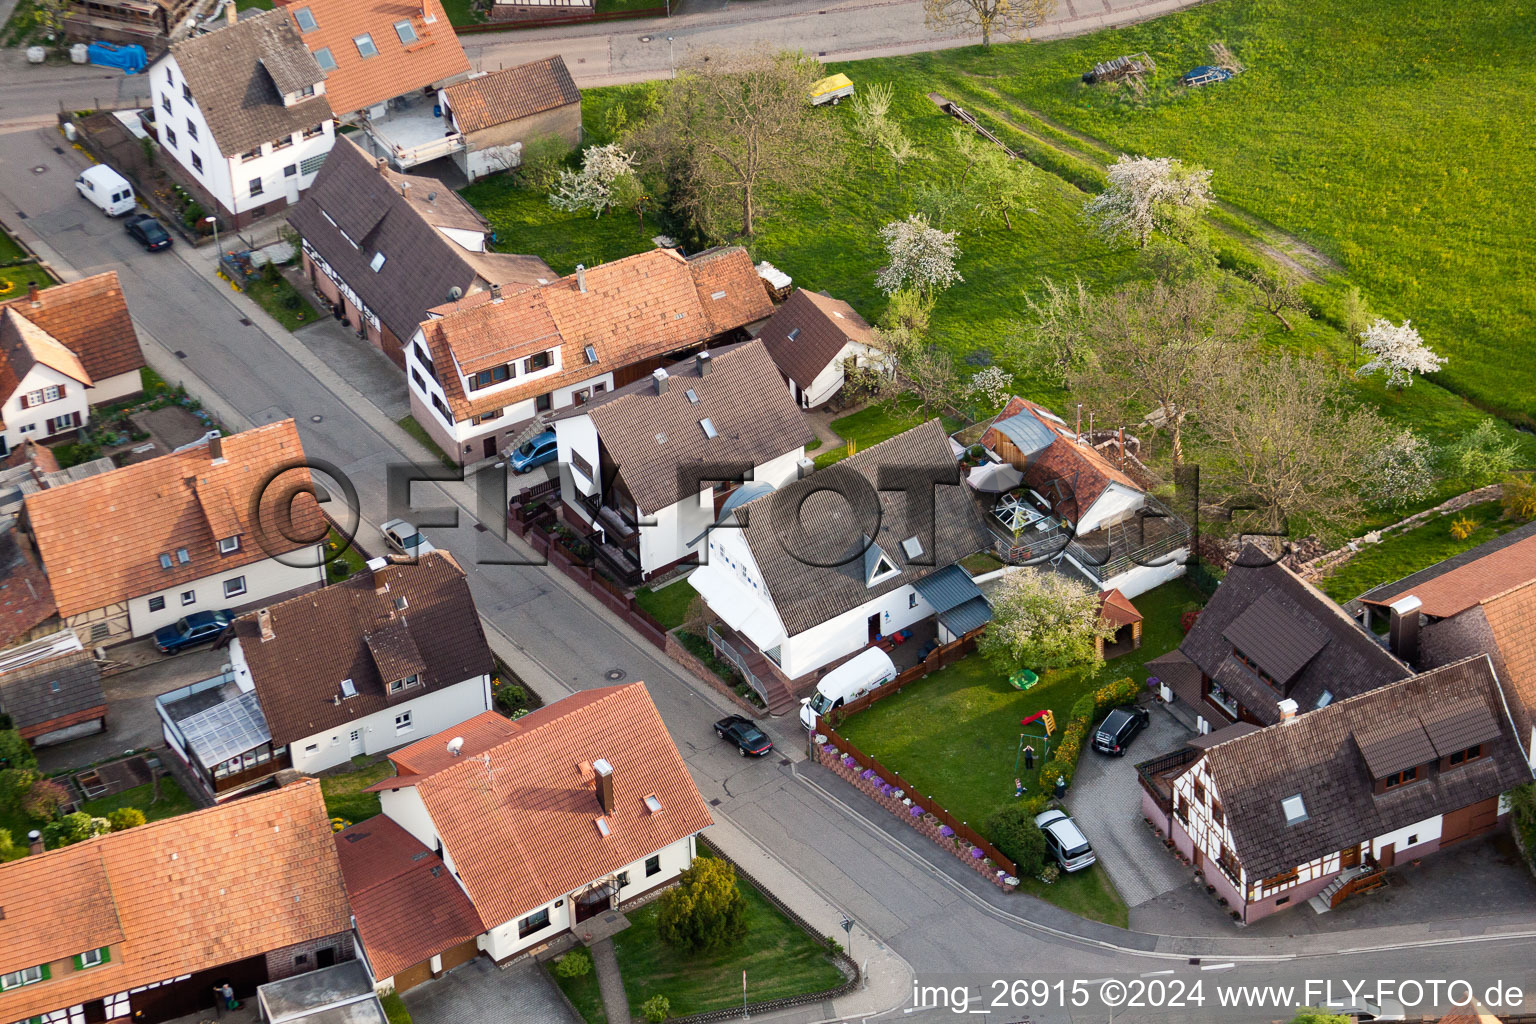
819 722 1017 877
833 633 978 719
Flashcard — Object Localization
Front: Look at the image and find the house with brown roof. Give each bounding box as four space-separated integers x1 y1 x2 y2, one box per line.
1146 546 1411 735
753 288 885 409
21 420 326 646
973 396 1189 597
361 682 713 964
0 779 354 1024
0 274 146 454
687 419 993 712
1352 521 1536 769
1140 656 1533 923
288 137 551 369
150 7 337 229
438 55 582 182
281 0 471 169
550 341 813 583
0 629 106 746
157 551 494 801
408 245 773 466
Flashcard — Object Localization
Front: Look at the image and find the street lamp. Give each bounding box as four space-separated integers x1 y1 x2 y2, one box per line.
666 36 675 78
204 215 219 258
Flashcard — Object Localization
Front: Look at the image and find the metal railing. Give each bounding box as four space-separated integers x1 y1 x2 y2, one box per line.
1135 747 1199 812
1066 498 1191 583
707 624 770 705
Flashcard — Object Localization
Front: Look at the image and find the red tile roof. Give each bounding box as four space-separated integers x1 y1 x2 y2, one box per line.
440 56 579 134
289 0 470 117
0 272 144 384
981 397 1142 524
0 531 57 648
1361 531 1536 617
370 684 712 929
1476 580 1536 762
1097 588 1141 628
334 816 481 979
0 780 349 1023
24 420 322 617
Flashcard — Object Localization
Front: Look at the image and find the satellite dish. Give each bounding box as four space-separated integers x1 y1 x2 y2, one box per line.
447 736 464 756
427 191 437 201
447 286 463 301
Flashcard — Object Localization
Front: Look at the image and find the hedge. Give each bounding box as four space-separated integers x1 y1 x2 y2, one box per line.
1040 677 1144 791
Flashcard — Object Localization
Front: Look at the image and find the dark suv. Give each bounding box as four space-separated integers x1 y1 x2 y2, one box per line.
1092 705 1150 756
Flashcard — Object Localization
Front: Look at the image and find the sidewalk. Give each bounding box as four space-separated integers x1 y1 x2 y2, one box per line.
588 939 631 1024
704 812 915 1022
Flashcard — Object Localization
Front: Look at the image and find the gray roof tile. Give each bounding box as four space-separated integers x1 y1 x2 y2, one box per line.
0 649 104 736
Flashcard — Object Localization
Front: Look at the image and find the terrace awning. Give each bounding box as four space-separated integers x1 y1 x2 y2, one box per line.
687 566 784 649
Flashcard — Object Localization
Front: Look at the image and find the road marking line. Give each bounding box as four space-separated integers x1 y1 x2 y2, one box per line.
1140 970 1175 977
1200 962 1235 971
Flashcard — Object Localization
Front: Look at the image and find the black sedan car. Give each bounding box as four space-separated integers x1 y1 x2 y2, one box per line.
714 715 773 757
1091 705 1150 755
154 609 234 654
125 213 172 252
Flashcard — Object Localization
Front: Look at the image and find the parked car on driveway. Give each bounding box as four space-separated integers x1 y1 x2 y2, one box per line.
381 519 435 558
154 609 234 654
509 431 557 474
1035 809 1097 872
124 213 172 252
1092 705 1150 756
714 715 773 757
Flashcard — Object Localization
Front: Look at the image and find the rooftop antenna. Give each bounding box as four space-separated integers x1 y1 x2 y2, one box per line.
447 736 464 757
1075 404 1082 438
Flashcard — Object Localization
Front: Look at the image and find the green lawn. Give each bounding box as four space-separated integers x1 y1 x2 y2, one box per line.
243 272 321 331
634 580 696 630
548 956 607 1024
320 759 395 824
326 526 369 582
0 263 56 299
0 226 29 263
1316 501 1522 603
611 857 844 1018
836 579 1197 926
80 777 197 822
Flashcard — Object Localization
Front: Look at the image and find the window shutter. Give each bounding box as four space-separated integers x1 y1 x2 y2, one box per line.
39 964 50 981
57 384 66 399
100 946 111 964
73 954 83 970
18 394 28 410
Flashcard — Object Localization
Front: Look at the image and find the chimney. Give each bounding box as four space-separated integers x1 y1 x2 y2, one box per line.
1088 411 1095 439
1277 698 1299 723
1075 403 1082 438
208 434 225 464
696 351 712 377
377 157 388 172
27 280 39 305
224 0 236 26
400 181 410 198
592 757 614 815
652 368 669 395
797 456 815 479
257 607 274 642
490 283 502 303
1388 594 1422 665
27 830 42 855
576 264 587 294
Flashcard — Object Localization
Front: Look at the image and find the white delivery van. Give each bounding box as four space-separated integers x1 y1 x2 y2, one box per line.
75 165 136 216
799 646 898 729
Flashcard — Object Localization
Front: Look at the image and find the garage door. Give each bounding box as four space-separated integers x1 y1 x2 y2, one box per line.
1441 796 1500 847
439 939 480 972
1469 796 1500 835
393 961 433 994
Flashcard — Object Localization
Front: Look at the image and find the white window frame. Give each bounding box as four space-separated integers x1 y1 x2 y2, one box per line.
223 576 247 598
180 590 196 606
219 536 240 554
394 710 413 734
78 948 105 969
1 965 44 990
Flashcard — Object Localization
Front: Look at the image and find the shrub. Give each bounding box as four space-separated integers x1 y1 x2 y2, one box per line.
21 778 67 821
515 134 573 192
42 811 110 848
0 767 37 808
380 991 412 1024
0 728 36 771
0 827 13 858
1502 474 1536 522
494 683 528 716
1449 516 1477 541
107 807 146 831
1179 609 1200 633
984 804 1047 876
642 994 671 1023
657 856 747 952
182 201 205 230
553 949 592 978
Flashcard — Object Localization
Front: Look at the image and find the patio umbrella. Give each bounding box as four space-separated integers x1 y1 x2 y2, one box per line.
967 462 1025 493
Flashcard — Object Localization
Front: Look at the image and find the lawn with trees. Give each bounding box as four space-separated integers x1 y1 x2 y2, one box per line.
458 0 1536 558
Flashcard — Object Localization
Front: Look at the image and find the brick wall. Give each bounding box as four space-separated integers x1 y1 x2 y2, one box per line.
264 931 354 981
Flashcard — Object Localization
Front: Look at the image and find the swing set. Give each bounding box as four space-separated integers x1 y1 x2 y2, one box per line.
1013 709 1056 778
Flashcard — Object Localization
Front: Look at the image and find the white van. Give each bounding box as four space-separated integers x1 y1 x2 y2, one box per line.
799 646 898 729
75 165 136 216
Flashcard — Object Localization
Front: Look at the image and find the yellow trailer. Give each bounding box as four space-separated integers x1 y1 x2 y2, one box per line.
809 73 854 106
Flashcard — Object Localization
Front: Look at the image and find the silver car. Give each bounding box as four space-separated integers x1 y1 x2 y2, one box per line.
380 519 435 559
1036 809 1097 872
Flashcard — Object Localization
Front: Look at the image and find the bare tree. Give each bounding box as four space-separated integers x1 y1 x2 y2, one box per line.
1246 264 1309 331
1066 277 1241 465
1199 351 1386 534
848 81 895 159
899 347 961 418
966 144 1038 230
631 49 838 239
923 0 1056 46
1007 277 1095 388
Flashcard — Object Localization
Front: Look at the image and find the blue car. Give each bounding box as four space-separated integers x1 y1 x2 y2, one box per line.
154 609 234 654
510 431 558 474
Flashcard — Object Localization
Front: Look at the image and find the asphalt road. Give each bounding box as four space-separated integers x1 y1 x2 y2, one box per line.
2 114 1534 1023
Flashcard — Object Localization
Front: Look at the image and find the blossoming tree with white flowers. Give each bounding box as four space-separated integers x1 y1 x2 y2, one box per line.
978 567 1116 672
549 143 638 218
1355 318 1447 390
1083 155 1213 248
965 365 1015 411
875 213 964 298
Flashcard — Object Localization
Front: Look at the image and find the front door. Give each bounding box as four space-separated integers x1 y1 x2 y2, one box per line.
484 435 499 460
316 947 336 969
1377 843 1395 868
868 613 881 643
574 883 615 923
1341 845 1360 869
348 728 364 758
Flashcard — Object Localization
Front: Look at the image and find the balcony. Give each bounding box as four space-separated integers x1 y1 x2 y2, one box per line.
1064 496 1191 585
361 93 464 170
1136 747 1199 814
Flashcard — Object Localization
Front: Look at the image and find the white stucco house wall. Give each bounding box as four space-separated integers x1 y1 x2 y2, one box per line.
754 288 887 409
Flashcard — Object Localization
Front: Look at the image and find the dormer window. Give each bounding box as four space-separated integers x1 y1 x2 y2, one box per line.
388 674 420 693
1447 744 1482 767
1381 766 1419 788
353 33 378 59
293 6 317 31
394 19 417 44
218 536 240 554
299 84 316 98
469 364 511 390
314 47 337 72
865 540 899 587
1281 794 1307 825
241 146 262 162
527 350 552 372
